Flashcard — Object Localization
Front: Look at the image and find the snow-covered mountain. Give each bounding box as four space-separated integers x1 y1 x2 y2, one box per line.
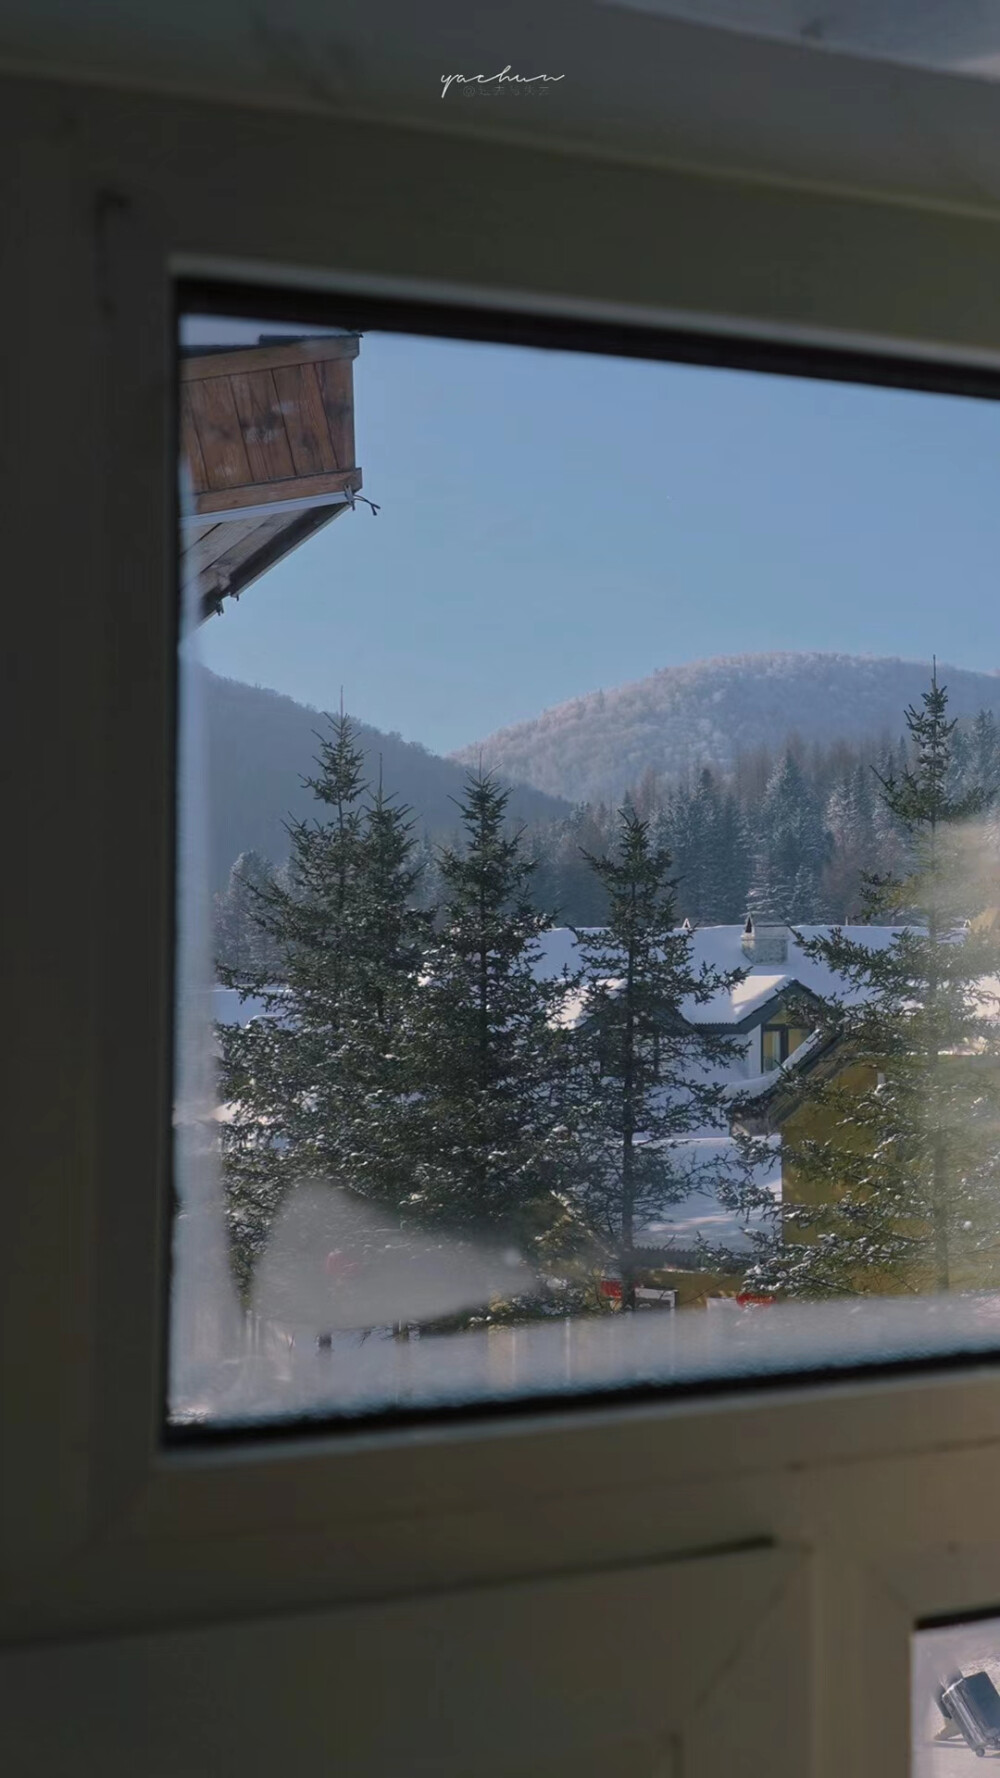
453 652 1000 806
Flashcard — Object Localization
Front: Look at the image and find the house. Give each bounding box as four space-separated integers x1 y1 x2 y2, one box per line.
535 917 909 1302
215 915 935 1305
215 917 913 1303
539 916 904 1087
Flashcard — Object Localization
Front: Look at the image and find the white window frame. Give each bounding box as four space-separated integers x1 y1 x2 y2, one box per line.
6 62 1000 1777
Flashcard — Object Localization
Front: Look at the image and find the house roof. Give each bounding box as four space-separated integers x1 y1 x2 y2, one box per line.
179 334 363 622
534 922 909 1031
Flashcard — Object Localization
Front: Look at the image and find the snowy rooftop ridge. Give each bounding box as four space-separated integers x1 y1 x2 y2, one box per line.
214 923 911 1033
532 922 909 1026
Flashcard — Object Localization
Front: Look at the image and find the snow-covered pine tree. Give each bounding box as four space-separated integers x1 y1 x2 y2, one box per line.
217 714 427 1294
213 849 284 977
822 762 878 920
948 720 971 800
949 712 1000 910
410 828 444 913
745 670 1000 1300
343 770 433 1204
660 777 706 924
707 781 752 922
665 769 751 926
941 709 1000 814
535 803 614 926
867 737 913 912
748 750 829 922
402 771 579 1259
968 709 1000 802
569 807 744 1309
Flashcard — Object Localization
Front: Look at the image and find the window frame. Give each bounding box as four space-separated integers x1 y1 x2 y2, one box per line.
8 64 1000 1775
762 1018 810 1071
166 275 1000 1446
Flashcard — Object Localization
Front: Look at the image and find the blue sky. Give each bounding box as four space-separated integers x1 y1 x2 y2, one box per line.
194 323 1000 756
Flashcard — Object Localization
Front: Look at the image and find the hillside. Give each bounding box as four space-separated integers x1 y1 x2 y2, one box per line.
201 671 568 893
454 652 1000 805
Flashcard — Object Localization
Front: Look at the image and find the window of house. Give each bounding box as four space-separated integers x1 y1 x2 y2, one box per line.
761 1022 811 1071
170 288 1000 1436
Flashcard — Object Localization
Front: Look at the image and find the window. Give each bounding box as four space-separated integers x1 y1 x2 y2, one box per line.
761 1021 811 1072
171 287 1000 1436
913 1617 1000 1771
9 41 1000 1778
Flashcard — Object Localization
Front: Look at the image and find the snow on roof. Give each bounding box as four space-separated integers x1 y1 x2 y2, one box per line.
214 987 269 1025
533 923 909 1026
730 1028 825 1100
727 972 792 1020
214 923 913 1040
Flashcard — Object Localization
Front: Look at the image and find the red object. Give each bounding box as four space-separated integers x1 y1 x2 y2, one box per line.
324 1249 361 1280
598 1278 623 1301
735 1292 775 1308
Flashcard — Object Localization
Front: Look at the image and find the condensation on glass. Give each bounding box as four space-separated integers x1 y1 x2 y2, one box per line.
170 302 1000 1428
913 1618 1000 1770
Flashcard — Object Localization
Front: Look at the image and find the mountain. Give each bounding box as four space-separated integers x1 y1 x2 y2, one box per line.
453 652 1000 806
201 671 569 893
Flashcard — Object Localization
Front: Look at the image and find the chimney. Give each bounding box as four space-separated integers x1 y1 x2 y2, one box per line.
741 916 789 964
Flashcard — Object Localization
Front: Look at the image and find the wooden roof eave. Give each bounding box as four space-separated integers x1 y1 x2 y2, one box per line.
179 333 363 621
193 504 351 621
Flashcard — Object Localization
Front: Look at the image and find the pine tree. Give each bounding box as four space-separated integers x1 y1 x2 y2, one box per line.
863 738 913 916
341 770 433 1204
402 772 579 1258
217 715 427 1295
664 769 751 925
569 808 744 1309
822 763 878 920
746 671 1000 1300
748 751 828 922
536 804 614 926
213 849 284 977
705 780 752 922
947 720 971 801
968 709 1000 803
660 778 705 923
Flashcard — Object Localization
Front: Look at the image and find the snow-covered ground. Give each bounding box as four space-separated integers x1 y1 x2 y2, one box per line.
635 1136 781 1255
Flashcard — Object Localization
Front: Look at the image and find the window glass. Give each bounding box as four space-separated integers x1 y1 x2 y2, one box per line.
170 302 1000 1430
913 1618 1000 1771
